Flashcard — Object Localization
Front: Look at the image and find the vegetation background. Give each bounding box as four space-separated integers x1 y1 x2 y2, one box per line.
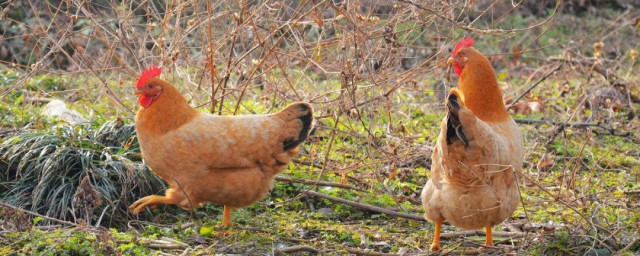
0 0 639 255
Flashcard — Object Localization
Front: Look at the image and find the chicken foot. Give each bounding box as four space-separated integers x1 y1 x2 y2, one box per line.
222 205 233 226
484 226 494 247
129 195 176 214
430 223 495 251
430 220 442 251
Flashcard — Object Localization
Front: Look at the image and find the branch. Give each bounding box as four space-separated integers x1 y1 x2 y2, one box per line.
303 191 426 222
276 176 364 191
514 119 631 136
0 202 79 227
136 236 189 250
506 64 561 109
274 245 320 255
548 56 619 82
344 247 402 256
396 0 561 35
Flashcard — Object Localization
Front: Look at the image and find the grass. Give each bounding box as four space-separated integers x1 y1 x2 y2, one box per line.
1 0 640 255
0 119 166 227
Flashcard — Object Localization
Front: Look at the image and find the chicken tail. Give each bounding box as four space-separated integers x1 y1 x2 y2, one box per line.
275 102 314 151
445 91 469 146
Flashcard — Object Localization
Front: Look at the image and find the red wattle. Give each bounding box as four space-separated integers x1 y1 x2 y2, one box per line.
138 94 153 108
453 64 462 76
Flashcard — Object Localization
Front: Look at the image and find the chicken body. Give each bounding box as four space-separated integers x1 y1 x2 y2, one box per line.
129 72 313 225
421 39 523 251
422 111 522 227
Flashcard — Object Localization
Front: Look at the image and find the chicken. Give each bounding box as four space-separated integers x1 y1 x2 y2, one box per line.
129 67 313 226
421 37 524 251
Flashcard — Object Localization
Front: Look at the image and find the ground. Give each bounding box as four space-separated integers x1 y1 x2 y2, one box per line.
0 1 639 255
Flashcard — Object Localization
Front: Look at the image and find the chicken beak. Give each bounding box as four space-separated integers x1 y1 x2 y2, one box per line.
446 57 455 82
134 89 143 95
447 57 455 66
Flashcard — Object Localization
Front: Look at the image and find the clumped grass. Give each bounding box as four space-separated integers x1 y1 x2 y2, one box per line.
0 120 165 226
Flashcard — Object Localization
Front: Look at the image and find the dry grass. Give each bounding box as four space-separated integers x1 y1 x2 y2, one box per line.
1 0 639 255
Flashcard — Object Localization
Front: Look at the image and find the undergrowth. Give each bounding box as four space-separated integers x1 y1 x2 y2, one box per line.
0 0 639 255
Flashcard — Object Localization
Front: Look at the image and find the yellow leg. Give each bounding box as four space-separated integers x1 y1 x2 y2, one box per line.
129 195 176 214
222 205 232 226
485 226 494 247
430 220 442 251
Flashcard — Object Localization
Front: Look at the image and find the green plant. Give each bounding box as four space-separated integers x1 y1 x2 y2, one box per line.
0 119 165 226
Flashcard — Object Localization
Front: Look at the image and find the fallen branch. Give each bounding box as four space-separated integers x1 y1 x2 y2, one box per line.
344 247 481 256
139 237 188 250
276 176 364 191
274 245 320 255
514 118 631 136
0 202 79 227
303 190 426 222
439 250 480 255
622 237 639 252
344 247 401 256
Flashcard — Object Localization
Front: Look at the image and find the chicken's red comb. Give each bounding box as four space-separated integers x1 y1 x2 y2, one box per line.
136 66 162 89
452 37 474 56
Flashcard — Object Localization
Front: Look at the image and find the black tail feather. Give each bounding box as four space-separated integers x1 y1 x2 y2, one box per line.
445 93 469 146
283 103 314 151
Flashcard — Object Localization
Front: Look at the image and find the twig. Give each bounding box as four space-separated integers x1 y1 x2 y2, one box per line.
0 202 79 227
276 176 364 191
514 118 631 136
506 64 561 109
303 190 426 222
140 240 187 250
274 245 320 255
439 250 480 255
548 56 619 82
344 247 401 256
622 237 639 251
159 236 189 247
396 0 561 35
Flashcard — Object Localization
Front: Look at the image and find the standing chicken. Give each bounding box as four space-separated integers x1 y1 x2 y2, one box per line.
421 37 524 251
129 67 313 226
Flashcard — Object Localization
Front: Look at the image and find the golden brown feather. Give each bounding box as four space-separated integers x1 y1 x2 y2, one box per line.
129 76 313 226
422 41 523 251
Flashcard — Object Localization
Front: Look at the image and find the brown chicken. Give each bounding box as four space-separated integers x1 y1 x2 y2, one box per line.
129 67 313 226
421 37 524 251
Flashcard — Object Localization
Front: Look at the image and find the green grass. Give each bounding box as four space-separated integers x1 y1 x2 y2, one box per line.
1 5 640 256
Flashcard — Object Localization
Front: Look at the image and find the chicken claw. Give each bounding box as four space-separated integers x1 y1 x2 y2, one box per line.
129 195 175 214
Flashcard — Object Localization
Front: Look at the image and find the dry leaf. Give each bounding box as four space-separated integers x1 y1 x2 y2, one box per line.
537 154 555 172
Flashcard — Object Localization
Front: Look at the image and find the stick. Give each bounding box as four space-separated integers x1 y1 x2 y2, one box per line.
507 64 561 108
514 118 630 136
548 56 618 82
274 245 319 255
303 191 426 222
276 176 364 191
0 202 78 227
622 237 639 252
344 247 401 256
